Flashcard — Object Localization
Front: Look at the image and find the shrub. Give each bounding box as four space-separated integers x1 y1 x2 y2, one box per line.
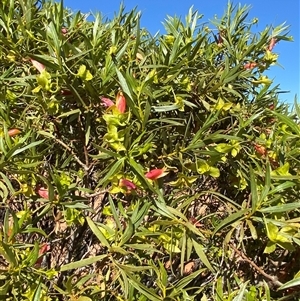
0 0 299 300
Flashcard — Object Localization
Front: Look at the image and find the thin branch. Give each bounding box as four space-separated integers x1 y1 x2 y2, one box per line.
85 189 109 198
53 137 89 171
230 243 283 288
78 114 90 169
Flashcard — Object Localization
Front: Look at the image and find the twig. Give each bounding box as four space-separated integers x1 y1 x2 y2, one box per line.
78 114 90 170
230 243 283 288
85 189 109 198
53 137 89 171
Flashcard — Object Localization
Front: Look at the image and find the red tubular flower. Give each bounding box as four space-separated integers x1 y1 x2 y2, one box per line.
36 186 49 199
254 144 267 156
100 97 114 108
145 168 168 180
119 179 136 190
8 129 21 137
244 62 257 70
268 37 277 51
30 58 45 73
35 243 50 267
116 91 126 113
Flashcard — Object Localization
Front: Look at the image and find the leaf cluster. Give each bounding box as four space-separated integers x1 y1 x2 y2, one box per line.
0 0 299 300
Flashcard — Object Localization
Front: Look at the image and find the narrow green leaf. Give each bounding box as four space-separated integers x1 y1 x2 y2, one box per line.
86 217 110 248
234 281 249 301
98 158 125 186
259 202 300 213
278 277 300 290
119 219 134 246
268 181 296 195
109 195 122 229
1 242 17 267
260 162 271 202
192 240 215 272
250 167 258 212
127 275 161 301
24 241 40 267
271 110 300 135
7 140 44 158
60 254 108 272
170 269 206 295
0 172 15 194
213 209 248 236
58 109 81 118
128 158 155 193
32 282 43 301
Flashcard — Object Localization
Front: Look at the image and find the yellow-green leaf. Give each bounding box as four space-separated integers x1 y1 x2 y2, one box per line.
271 162 291 176
215 143 233 153
209 166 220 178
264 241 276 254
265 222 278 242
196 160 210 174
77 65 93 81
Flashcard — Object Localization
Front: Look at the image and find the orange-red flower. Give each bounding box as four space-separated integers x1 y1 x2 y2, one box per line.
101 92 126 113
254 144 267 156
145 168 168 180
119 179 136 190
8 129 21 137
30 58 45 73
116 91 126 113
244 62 257 70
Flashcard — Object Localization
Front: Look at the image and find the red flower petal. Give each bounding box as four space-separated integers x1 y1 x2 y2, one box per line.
145 168 167 180
268 37 277 51
244 62 257 70
254 144 267 156
30 58 45 73
8 129 21 137
101 97 114 108
35 243 50 267
116 91 126 113
36 187 49 199
39 243 50 255
119 179 136 190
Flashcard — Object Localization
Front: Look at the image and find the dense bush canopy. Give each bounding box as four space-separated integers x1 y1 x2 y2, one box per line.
0 0 300 300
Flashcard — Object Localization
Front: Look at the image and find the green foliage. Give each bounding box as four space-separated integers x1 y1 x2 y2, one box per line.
0 0 299 300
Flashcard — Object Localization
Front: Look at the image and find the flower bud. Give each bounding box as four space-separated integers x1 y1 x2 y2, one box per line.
8 129 21 137
116 91 126 113
268 37 277 51
145 168 168 180
101 97 114 108
36 186 49 199
119 179 136 190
